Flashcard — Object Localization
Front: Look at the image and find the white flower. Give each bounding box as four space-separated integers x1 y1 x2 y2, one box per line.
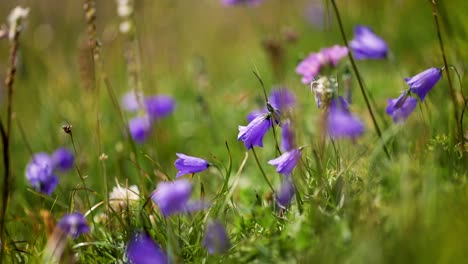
119 21 132 34
310 76 337 108
109 183 140 212
116 0 133 18
7 6 29 40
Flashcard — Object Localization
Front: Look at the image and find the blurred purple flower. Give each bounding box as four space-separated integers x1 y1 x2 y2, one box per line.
152 179 199 216
386 92 418 123
26 153 58 195
129 116 151 143
175 153 209 177
203 220 230 255
350 25 388 60
222 0 263 6
238 114 272 149
247 88 296 122
127 232 168 264
268 149 302 176
305 2 325 29
57 212 89 238
276 179 295 209
122 90 144 112
405 67 442 102
327 97 365 139
51 148 74 171
145 95 176 121
296 45 348 84
281 121 295 152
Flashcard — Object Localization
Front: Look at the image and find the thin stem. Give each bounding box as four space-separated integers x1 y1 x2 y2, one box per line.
429 0 462 141
251 147 275 194
330 0 390 159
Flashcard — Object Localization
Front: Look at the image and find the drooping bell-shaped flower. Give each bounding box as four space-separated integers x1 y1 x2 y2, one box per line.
246 88 296 122
268 149 302 176
276 179 295 209
203 220 231 255
386 92 418 123
296 45 348 84
144 95 176 121
129 116 151 143
238 114 272 149
350 25 388 60
126 232 168 264
174 153 209 177
25 153 58 195
57 212 89 238
281 121 295 152
327 97 365 139
405 67 442 102
51 148 74 171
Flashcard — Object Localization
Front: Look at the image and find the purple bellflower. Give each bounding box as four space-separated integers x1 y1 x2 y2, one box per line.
296 45 348 84
51 148 74 171
268 148 302 176
57 212 89 238
127 232 168 264
247 88 296 122
222 0 263 6
203 220 231 255
350 25 388 60
122 90 144 112
238 114 272 149
175 153 209 177
281 121 295 152
129 116 151 144
405 67 442 102
151 179 206 217
145 95 176 121
386 92 418 123
276 179 295 209
327 97 365 139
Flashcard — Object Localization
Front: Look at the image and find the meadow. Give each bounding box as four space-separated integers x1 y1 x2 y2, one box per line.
0 0 467 263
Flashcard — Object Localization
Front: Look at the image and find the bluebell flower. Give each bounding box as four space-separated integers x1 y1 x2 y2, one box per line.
175 153 209 177
238 114 272 149
57 212 89 238
222 0 263 6
246 88 296 122
203 220 230 255
281 121 295 152
26 153 58 195
145 95 176 121
127 232 168 264
386 92 418 123
268 149 302 176
276 179 295 209
51 147 74 171
327 97 365 139
296 45 348 84
129 116 151 143
350 25 388 60
405 67 442 102
121 90 144 112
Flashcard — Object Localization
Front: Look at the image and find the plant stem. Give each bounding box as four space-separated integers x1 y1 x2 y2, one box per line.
429 0 462 141
251 147 275 194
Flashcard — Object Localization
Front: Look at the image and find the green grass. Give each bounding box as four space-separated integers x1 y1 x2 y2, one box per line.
0 0 467 263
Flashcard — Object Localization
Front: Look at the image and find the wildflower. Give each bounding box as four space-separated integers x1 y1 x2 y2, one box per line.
109 183 140 212
129 116 151 143
310 76 337 108
350 25 388 60
327 97 365 139
305 2 325 29
222 0 263 6
26 153 58 195
175 153 209 177
57 212 89 238
238 114 272 149
7 6 29 40
116 0 133 18
386 92 418 123
145 95 176 121
268 149 302 176
281 121 295 152
276 179 295 209
247 88 296 122
51 148 74 171
405 67 442 102
203 220 230 255
127 232 168 264
296 45 348 84
122 90 144 112
152 179 205 216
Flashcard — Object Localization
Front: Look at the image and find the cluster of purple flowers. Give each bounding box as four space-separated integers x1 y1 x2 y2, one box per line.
122 90 175 143
25 147 74 195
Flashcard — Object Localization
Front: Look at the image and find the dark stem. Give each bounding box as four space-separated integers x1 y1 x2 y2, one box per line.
429 0 462 141
330 0 390 159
